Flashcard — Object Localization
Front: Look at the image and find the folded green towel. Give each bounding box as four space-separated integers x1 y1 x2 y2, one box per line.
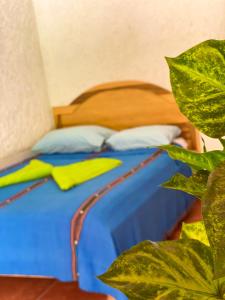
0 159 53 188
52 158 122 191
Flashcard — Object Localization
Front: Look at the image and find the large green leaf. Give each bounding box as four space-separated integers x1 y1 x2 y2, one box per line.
99 239 220 299
166 39 225 138
159 145 225 171
162 170 208 199
181 221 209 246
203 161 225 279
220 138 225 150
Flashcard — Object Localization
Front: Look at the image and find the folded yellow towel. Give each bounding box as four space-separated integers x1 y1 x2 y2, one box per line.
0 158 122 191
52 158 122 191
0 160 53 188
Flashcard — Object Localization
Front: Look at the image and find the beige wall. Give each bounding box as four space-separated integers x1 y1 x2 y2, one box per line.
0 0 53 159
1 1 223 159
33 0 225 107
32 0 225 150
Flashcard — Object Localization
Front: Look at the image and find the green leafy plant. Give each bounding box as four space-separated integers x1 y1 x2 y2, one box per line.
99 40 225 299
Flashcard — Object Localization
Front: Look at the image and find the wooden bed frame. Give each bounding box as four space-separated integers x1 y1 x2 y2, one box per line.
53 80 201 151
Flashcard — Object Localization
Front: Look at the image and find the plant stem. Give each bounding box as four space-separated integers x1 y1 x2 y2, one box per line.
201 137 207 152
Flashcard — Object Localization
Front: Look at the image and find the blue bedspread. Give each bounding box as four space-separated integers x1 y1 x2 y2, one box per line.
0 148 194 300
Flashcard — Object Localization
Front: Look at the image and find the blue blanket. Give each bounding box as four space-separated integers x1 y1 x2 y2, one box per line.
0 148 194 300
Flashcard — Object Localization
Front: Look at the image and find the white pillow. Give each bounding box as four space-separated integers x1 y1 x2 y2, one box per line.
32 125 116 154
106 125 181 151
173 137 188 149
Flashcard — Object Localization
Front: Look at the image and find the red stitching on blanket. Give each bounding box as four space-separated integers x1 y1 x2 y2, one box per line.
0 155 39 174
0 178 49 209
0 151 104 209
70 149 163 280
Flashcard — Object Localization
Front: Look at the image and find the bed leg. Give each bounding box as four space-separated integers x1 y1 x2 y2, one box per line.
167 199 202 240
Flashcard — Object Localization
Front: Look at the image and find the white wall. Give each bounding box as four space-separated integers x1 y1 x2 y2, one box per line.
33 0 225 107
1 1 223 159
0 0 53 159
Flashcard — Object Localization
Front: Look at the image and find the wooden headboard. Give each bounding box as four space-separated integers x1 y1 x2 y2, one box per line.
53 80 201 151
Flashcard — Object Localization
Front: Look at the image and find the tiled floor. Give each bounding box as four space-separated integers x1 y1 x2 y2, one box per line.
0 277 113 300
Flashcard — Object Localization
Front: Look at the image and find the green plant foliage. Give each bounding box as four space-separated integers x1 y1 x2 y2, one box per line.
99 240 220 299
181 221 209 246
99 40 225 299
166 39 225 138
162 170 208 199
201 137 207 153
159 145 225 171
203 161 225 280
219 138 225 150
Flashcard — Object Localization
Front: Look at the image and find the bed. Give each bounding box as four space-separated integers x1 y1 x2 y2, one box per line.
0 81 200 300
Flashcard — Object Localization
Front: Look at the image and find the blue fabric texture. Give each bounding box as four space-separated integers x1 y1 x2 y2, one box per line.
0 148 194 300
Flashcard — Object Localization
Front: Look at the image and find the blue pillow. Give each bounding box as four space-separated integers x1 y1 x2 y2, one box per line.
106 125 181 151
32 125 116 154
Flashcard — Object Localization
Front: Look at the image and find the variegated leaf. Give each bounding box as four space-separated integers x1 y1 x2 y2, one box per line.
219 138 225 149
99 240 218 300
166 39 225 138
162 170 208 199
159 145 225 171
181 221 209 246
203 160 225 279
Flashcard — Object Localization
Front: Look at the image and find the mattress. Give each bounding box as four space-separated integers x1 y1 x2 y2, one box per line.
0 148 194 300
